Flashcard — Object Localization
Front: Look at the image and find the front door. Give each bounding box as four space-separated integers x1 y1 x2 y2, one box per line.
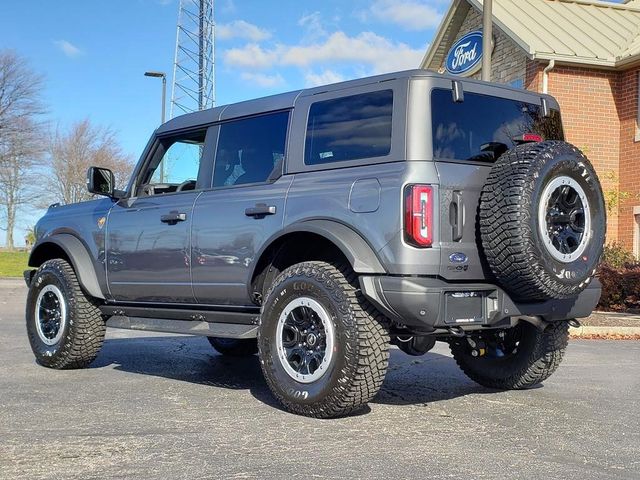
106 128 213 303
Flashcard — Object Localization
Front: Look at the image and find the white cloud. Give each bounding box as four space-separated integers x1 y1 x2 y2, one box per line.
304 69 345 87
298 12 327 41
225 43 278 69
370 0 444 30
224 31 425 74
217 20 271 42
240 72 285 88
54 40 83 58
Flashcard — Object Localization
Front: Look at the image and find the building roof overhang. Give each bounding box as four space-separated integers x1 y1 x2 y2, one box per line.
422 0 640 72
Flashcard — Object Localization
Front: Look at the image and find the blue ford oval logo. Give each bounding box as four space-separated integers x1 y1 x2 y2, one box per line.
449 252 468 264
445 31 483 76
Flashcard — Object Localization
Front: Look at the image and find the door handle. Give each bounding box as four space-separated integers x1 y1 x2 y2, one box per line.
245 204 276 218
450 191 464 242
160 212 187 224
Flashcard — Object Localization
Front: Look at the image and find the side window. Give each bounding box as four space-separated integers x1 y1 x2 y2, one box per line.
305 89 393 165
139 130 207 196
213 111 289 187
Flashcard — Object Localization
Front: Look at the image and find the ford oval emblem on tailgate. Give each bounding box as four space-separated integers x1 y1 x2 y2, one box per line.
449 252 468 263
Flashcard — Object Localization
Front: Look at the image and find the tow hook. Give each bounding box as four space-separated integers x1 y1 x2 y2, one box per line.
448 326 466 338
467 337 487 357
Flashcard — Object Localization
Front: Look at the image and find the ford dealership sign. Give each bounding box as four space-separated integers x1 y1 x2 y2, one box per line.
445 31 483 76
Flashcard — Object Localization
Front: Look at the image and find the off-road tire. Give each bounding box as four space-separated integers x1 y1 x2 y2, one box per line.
207 337 258 356
26 259 105 369
480 141 605 301
258 261 390 418
449 321 570 389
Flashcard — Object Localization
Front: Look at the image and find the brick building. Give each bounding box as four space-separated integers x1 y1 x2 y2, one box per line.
422 0 640 255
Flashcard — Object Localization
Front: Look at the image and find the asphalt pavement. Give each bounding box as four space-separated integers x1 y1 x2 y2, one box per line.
1 279 639 480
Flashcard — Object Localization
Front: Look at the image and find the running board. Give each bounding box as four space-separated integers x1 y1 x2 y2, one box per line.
106 316 258 339
100 304 259 325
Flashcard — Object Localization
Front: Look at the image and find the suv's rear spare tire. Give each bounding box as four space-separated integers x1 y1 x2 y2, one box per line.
480 141 605 302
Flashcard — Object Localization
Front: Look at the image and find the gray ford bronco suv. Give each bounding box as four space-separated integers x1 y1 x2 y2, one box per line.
25 70 605 418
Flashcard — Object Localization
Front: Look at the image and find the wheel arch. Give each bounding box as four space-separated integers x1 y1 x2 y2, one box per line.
249 220 386 301
28 234 105 300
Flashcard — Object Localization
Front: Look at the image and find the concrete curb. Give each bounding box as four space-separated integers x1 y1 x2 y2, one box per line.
570 326 640 338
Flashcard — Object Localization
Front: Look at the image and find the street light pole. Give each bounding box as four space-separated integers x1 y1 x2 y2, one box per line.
144 71 167 124
482 0 493 82
144 71 167 182
161 75 166 124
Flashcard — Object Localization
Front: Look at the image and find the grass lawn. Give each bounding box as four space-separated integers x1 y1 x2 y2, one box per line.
0 251 30 278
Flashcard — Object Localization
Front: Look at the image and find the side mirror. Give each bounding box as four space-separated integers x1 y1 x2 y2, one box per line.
87 166 115 198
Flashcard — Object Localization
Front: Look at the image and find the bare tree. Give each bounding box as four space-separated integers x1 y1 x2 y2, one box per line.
47 119 134 205
0 50 46 250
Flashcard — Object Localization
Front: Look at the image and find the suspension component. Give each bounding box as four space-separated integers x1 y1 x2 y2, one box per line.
467 336 487 357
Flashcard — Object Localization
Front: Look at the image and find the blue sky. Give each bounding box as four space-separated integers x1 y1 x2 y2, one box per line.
0 0 627 245
1 0 446 154
1 0 450 245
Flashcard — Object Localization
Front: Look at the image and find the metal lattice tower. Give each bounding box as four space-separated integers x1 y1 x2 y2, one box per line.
170 0 215 117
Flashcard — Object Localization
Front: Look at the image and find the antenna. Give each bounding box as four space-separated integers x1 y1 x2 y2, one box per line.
170 0 215 118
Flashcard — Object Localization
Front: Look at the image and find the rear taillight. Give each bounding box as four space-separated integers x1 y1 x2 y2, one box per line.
404 185 433 248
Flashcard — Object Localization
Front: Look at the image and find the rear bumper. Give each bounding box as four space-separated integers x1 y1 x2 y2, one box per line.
359 275 601 333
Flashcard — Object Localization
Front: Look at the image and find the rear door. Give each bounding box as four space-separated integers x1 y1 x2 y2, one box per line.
191 111 292 306
429 84 564 280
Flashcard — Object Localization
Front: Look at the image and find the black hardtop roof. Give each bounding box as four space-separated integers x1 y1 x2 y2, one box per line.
156 69 550 134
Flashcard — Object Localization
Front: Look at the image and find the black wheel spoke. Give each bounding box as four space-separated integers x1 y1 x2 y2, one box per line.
286 347 306 372
282 324 300 348
291 308 305 325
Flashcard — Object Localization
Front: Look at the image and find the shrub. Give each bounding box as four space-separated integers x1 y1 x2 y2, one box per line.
597 243 640 311
601 242 636 269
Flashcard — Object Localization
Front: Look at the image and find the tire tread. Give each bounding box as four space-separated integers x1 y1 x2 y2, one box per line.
27 259 105 369
259 261 390 418
450 321 569 389
480 141 604 301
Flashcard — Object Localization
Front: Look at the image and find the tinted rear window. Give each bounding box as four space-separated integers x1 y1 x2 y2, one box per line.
431 89 564 162
305 90 393 165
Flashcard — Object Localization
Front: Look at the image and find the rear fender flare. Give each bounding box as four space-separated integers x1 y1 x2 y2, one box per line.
252 219 387 279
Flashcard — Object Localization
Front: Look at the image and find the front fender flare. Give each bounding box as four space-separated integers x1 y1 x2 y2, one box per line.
29 234 105 299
